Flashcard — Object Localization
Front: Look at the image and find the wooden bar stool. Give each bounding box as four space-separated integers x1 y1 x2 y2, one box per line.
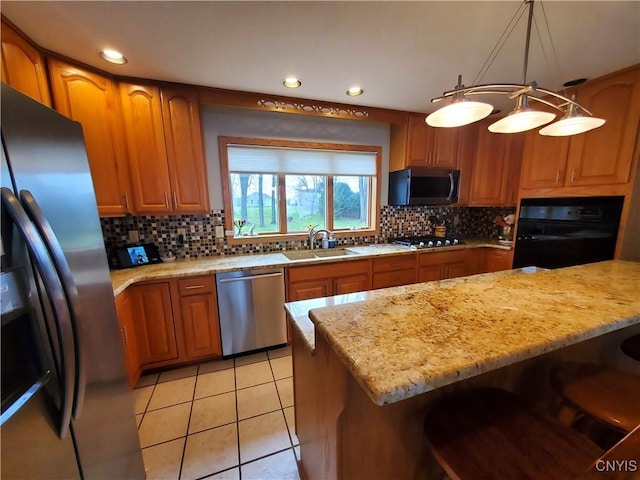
424 388 640 480
550 362 640 433
621 334 640 362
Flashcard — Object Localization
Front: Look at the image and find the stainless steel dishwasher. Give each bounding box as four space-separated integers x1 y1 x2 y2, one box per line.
216 267 287 356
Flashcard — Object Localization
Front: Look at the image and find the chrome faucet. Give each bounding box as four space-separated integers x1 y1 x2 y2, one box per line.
308 225 332 250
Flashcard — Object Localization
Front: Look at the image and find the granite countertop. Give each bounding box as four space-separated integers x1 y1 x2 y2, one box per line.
296 260 640 406
109 239 508 295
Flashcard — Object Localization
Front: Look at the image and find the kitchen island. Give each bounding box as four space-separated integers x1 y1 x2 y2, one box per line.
286 261 640 479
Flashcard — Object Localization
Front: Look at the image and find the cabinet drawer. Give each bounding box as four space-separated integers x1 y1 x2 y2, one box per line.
287 259 370 283
419 250 468 267
177 275 214 296
372 255 416 273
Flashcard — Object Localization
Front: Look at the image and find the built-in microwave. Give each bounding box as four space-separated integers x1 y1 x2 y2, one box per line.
388 168 460 206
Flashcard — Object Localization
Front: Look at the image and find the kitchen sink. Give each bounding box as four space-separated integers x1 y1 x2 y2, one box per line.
282 248 357 260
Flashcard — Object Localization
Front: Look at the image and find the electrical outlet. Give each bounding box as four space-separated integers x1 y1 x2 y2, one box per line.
215 226 224 238
177 228 186 237
128 230 139 243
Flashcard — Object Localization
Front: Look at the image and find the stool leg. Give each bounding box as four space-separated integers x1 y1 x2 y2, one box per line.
557 400 579 426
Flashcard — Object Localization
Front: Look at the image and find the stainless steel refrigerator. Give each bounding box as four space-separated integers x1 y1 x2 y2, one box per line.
0 85 145 479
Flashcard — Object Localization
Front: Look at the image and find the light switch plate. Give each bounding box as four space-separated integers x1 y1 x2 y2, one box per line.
215 226 224 238
128 230 139 243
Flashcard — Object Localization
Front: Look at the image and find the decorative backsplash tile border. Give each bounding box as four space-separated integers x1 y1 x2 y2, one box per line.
100 205 515 260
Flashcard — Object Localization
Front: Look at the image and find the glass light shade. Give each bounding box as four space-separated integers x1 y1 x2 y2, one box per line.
488 109 556 133
426 99 493 127
539 114 606 136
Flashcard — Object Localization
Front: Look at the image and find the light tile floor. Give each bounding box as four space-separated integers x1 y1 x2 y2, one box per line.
133 346 300 480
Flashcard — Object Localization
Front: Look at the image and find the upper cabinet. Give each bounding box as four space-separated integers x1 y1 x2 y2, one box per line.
1 19 51 106
521 65 639 191
47 58 132 217
120 82 209 215
407 114 459 168
565 66 640 187
469 120 524 206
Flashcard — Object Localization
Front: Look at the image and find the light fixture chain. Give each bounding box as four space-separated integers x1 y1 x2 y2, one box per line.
473 2 528 85
539 0 566 96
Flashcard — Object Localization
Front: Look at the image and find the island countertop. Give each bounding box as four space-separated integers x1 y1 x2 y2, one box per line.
301 260 640 406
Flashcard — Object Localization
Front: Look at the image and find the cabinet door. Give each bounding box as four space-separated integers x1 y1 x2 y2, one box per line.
179 293 221 359
334 274 370 295
161 86 210 213
484 249 513 273
505 135 524 206
288 280 332 301
469 120 510 205
418 264 442 282
430 127 459 168
47 59 131 216
130 283 178 365
444 261 469 279
406 115 429 166
566 67 640 186
119 83 173 214
520 107 570 189
115 291 141 388
1 20 51 106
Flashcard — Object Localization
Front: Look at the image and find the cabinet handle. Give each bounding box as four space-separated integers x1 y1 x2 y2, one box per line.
185 285 205 290
173 192 178 209
164 192 169 207
570 169 577 183
555 170 561 184
121 325 129 347
123 193 130 211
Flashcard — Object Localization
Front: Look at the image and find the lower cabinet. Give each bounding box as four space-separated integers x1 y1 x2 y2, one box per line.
114 289 142 388
287 260 371 301
418 250 470 282
483 248 514 273
119 274 222 381
372 255 417 289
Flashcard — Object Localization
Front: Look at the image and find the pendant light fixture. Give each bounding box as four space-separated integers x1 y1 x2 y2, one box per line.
426 0 605 136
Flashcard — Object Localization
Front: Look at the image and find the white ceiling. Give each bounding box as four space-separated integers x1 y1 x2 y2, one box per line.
2 1 639 114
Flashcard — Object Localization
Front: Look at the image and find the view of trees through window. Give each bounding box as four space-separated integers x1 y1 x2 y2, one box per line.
229 173 370 235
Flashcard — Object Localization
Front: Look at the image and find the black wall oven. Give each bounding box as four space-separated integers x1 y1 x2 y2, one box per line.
513 196 624 269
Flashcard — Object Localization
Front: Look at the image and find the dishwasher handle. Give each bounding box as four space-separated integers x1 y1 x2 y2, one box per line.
218 272 283 284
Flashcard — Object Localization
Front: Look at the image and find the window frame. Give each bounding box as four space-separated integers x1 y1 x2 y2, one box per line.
219 136 381 244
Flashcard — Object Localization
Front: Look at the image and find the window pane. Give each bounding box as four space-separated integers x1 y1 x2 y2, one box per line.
285 175 326 232
230 173 279 235
333 176 370 230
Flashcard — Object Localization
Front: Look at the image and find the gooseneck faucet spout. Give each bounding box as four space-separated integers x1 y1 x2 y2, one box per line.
308 225 332 250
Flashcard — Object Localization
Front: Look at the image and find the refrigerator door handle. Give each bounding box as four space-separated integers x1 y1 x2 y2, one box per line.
0 187 76 439
20 190 85 420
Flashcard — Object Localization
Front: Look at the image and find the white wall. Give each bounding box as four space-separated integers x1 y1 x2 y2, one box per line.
201 106 390 209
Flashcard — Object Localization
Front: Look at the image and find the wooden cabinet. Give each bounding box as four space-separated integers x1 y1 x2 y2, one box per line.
469 119 524 206
521 65 639 191
1 19 51 106
123 275 221 371
129 282 178 365
372 254 416 289
406 115 459 168
483 248 514 273
47 59 131 217
174 276 221 359
120 82 210 215
418 250 470 282
565 66 640 187
115 289 141 388
287 260 371 301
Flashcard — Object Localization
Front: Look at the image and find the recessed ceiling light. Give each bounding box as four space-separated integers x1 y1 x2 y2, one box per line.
283 77 302 88
346 86 364 97
99 49 127 65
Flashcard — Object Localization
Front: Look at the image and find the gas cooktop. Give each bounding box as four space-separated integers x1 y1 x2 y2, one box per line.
390 235 465 249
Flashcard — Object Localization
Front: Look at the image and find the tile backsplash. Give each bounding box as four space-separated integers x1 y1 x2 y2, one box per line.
100 206 515 259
